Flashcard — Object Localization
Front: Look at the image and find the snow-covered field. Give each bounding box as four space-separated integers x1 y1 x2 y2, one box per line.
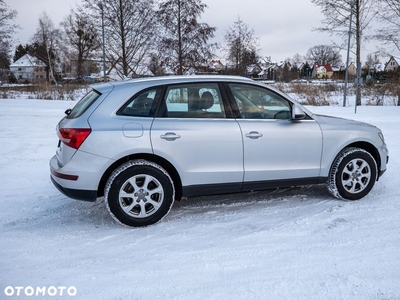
0 98 399 299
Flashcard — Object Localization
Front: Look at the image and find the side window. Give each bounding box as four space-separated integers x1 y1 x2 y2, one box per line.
228 83 291 120
164 83 226 118
117 87 161 117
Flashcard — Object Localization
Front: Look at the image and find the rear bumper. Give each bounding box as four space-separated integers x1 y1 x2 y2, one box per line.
51 176 97 201
49 153 109 202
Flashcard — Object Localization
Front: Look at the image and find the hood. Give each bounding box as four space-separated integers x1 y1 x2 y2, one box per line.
313 114 377 129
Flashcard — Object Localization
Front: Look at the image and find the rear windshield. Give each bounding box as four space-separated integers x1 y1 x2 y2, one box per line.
67 90 101 119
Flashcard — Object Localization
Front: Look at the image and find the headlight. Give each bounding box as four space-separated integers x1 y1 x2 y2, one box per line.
378 132 385 143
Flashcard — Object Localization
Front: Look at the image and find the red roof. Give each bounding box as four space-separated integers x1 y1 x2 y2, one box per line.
314 64 334 72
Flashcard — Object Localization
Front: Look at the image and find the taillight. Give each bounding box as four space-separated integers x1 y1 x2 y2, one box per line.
57 128 91 149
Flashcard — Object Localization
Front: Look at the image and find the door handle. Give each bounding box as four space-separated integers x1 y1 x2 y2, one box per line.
245 131 263 139
160 132 181 141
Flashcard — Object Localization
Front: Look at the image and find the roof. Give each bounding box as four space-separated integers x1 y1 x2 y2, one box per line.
293 62 305 69
363 62 385 72
10 54 46 68
91 75 254 93
314 64 334 72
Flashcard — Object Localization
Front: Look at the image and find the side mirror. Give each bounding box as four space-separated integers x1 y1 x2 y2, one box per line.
292 105 305 120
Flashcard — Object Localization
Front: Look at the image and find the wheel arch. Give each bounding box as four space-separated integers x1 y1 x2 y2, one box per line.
346 141 381 175
97 153 182 200
327 145 378 200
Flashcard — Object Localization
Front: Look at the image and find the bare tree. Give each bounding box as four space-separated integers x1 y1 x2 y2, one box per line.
365 52 381 72
85 0 158 78
291 53 305 64
148 52 165 76
311 0 376 105
157 0 217 75
373 1 400 105
224 17 259 75
0 0 18 41
374 0 400 53
32 12 61 84
0 0 18 75
61 6 100 80
306 45 343 66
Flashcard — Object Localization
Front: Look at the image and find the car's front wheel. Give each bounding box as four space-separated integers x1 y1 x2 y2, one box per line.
105 160 175 227
327 147 377 200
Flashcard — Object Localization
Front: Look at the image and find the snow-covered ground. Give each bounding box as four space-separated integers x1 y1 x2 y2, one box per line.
0 98 399 299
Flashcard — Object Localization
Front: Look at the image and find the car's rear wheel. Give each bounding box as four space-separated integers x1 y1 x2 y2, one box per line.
327 147 377 200
105 160 175 227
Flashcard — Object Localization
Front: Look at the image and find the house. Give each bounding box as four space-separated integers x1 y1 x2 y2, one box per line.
247 64 263 78
256 60 294 81
384 56 400 72
209 60 225 73
293 62 312 78
273 61 292 81
312 64 334 79
362 62 385 76
258 56 277 68
9 54 47 83
258 65 274 80
293 62 305 72
66 57 107 79
256 57 278 80
337 62 357 78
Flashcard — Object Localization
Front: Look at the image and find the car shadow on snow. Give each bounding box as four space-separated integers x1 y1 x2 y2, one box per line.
168 184 331 220
74 184 332 227
2 184 332 229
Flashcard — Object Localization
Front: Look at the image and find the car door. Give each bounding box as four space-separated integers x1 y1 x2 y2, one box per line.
226 82 323 189
151 82 243 197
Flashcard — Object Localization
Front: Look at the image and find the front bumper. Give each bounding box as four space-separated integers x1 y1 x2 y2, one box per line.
378 143 389 180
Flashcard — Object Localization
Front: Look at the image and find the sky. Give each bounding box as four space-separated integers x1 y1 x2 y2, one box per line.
6 0 393 64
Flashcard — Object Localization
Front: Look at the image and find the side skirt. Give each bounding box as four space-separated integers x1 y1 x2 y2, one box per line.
182 177 327 198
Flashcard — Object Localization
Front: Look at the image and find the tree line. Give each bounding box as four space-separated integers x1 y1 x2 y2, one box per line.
2 0 256 81
1 0 400 85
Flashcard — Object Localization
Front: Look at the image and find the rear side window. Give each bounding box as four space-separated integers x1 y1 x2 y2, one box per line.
67 90 101 119
117 87 162 117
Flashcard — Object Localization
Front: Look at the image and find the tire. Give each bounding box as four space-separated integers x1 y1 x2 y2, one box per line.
327 147 377 200
105 160 175 227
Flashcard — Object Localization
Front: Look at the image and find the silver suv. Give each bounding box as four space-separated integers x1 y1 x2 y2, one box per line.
50 75 389 227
